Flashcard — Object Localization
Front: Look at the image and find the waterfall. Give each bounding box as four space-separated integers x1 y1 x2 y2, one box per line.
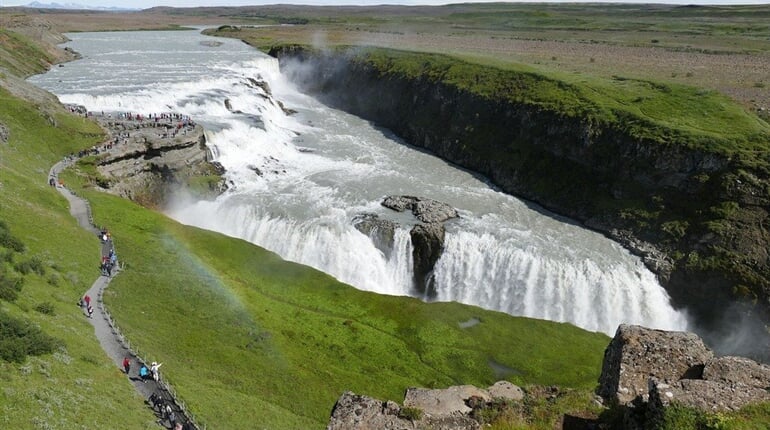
29 29 690 336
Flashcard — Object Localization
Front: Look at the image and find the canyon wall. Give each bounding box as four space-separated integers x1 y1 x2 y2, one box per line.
269 46 770 353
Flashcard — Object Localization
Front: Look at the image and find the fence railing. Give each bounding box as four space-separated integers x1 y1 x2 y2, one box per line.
55 159 205 429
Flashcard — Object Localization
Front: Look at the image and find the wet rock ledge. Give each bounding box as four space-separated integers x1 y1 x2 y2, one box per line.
71 106 226 208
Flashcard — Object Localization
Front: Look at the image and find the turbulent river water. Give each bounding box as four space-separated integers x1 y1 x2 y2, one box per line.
30 29 689 335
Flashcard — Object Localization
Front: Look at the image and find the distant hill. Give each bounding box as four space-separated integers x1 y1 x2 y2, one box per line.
23 1 138 11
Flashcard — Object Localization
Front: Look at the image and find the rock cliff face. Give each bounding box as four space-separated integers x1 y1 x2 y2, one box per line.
91 113 225 208
269 46 770 355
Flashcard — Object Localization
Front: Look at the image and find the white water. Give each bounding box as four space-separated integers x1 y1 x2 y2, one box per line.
30 30 689 335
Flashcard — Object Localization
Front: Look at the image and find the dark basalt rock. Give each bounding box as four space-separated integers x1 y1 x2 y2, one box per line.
410 222 445 297
382 195 458 224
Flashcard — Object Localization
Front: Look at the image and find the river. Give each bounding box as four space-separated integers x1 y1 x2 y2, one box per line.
29 29 689 335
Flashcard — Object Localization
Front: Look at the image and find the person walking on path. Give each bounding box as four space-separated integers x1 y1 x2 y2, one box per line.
122 356 131 375
151 362 162 382
84 294 91 307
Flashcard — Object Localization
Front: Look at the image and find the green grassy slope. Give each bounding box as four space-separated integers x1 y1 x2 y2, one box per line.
0 29 57 77
55 179 609 428
0 87 158 428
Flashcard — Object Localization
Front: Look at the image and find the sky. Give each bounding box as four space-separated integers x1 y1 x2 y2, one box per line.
1 0 768 8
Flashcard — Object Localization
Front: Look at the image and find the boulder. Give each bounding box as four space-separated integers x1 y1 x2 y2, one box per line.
597 324 713 406
648 379 770 417
487 381 524 401
410 222 445 297
414 199 458 223
403 385 491 417
381 195 458 223
702 355 770 389
382 195 416 213
327 391 413 430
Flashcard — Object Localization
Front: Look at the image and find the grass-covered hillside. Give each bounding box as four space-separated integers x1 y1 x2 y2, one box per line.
0 85 159 428
2 9 770 429
0 21 614 430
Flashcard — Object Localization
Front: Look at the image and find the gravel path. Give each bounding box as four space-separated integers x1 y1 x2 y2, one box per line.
49 159 196 430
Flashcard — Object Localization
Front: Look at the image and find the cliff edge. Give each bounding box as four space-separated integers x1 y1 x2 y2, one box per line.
268 45 770 358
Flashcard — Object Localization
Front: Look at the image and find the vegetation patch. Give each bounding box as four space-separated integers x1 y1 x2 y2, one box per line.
0 80 157 427
330 46 770 159
0 310 61 362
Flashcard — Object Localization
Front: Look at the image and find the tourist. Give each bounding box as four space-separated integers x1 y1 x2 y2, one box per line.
151 362 162 382
122 356 131 375
139 364 150 383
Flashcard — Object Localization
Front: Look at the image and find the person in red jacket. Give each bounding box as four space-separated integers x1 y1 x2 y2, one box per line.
122 357 131 375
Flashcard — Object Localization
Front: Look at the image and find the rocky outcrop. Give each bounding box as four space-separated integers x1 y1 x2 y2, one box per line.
0 122 8 144
382 196 458 223
327 381 525 430
91 112 226 208
410 222 445 297
269 46 770 355
598 325 770 428
597 324 713 406
353 196 458 296
327 392 414 430
383 195 457 296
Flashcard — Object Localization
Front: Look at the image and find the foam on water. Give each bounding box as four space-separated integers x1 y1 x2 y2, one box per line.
29 29 689 335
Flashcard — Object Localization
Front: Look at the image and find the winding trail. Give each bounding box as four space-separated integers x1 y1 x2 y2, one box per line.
49 160 197 430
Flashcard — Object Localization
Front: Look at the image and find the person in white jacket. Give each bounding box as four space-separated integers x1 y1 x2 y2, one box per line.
150 361 162 382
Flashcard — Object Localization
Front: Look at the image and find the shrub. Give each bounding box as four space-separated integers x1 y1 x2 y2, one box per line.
34 302 55 315
14 256 46 276
0 220 25 253
0 311 62 362
398 407 423 421
0 269 24 302
47 273 60 287
661 220 689 241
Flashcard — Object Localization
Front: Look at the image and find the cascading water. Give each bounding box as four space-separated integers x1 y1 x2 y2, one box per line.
29 29 689 335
